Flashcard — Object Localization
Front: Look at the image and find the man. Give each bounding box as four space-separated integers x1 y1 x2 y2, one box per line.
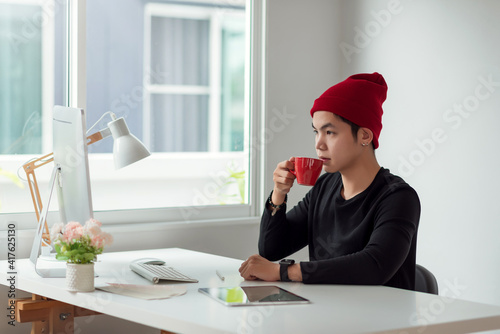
239 73 421 290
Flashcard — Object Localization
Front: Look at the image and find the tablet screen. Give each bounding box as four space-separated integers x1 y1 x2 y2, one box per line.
198 286 310 306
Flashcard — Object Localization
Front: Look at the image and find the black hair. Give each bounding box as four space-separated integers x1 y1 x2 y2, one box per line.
335 114 360 141
335 114 375 149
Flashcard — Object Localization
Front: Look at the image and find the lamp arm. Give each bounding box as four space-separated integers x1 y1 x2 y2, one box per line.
87 128 111 145
23 152 54 222
23 133 106 247
29 165 60 262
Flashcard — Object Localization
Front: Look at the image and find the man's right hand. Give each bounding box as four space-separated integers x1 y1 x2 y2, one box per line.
271 157 296 205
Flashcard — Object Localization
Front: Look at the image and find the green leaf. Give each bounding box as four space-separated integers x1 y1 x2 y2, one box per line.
55 254 69 261
83 253 96 262
237 178 245 202
229 171 245 179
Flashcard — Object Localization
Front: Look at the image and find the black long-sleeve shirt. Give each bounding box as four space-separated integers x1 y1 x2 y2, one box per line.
259 168 421 290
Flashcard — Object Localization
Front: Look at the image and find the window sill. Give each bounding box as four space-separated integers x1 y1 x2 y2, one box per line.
0 151 248 213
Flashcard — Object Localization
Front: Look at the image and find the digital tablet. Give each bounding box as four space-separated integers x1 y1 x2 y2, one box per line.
198 286 310 306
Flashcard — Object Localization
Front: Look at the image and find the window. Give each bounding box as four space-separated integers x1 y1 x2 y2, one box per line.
0 0 263 225
0 3 43 155
0 0 65 214
143 4 246 153
86 0 250 213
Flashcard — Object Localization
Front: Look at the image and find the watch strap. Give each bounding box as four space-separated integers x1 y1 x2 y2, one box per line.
279 259 295 282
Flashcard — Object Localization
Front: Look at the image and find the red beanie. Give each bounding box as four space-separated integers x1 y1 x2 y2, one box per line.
310 72 387 149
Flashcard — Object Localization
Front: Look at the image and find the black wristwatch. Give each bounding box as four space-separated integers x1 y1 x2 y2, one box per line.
279 259 295 282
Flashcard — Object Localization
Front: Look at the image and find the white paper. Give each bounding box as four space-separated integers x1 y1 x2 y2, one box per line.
97 283 187 300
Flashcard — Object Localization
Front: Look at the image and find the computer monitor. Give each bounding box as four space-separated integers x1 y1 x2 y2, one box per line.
30 106 94 277
53 106 94 223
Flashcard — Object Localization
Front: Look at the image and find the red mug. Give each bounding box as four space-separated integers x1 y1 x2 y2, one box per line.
290 157 323 186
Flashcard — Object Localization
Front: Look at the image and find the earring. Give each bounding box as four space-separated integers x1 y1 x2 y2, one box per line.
362 143 368 147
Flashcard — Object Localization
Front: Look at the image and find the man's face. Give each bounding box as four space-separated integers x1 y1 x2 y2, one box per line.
312 111 363 174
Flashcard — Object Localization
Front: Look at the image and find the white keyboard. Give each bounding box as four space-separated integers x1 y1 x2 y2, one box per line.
130 262 198 284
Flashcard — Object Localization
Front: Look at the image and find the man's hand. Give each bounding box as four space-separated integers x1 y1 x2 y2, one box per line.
239 254 280 281
272 157 296 205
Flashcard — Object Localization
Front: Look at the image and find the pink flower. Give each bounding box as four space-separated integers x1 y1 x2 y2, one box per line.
52 219 112 264
91 235 104 249
50 222 64 243
90 231 113 249
62 221 83 242
87 218 102 227
83 219 102 236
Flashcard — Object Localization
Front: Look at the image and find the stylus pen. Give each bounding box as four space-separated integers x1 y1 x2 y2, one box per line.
216 270 225 281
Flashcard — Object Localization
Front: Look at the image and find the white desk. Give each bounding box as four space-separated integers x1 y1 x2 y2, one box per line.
3 248 500 334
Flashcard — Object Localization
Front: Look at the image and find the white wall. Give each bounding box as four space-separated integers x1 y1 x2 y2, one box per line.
264 0 343 210
337 0 500 306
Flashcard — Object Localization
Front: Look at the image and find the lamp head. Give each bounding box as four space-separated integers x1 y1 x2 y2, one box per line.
107 117 151 169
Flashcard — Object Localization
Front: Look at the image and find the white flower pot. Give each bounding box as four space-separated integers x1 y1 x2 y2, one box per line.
66 263 95 292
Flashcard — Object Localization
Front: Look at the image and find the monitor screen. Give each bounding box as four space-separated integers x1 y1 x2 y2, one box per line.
52 106 94 224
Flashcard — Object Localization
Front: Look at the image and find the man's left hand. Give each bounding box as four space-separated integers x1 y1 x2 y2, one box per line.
239 254 280 281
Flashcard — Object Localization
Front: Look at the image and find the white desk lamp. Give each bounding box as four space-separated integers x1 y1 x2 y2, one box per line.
107 114 150 169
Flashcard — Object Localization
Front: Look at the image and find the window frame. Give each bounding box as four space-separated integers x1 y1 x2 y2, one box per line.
0 0 265 228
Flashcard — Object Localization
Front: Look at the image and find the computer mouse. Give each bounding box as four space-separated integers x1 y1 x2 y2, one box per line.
132 258 165 265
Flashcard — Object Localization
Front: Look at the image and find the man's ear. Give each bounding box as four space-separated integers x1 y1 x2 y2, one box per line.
358 127 374 146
